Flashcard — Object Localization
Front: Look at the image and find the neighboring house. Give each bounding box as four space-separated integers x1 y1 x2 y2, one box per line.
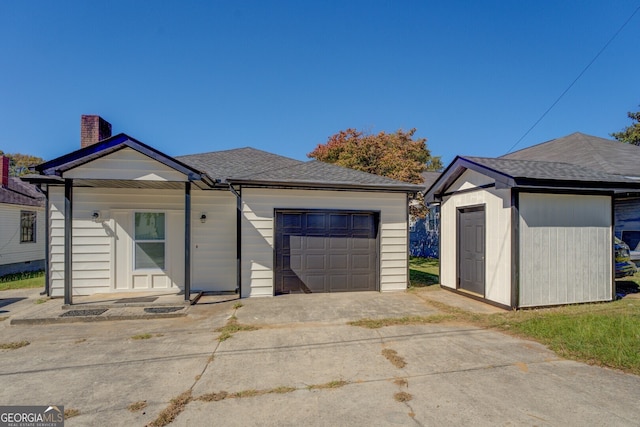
501 132 640 251
424 154 640 309
409 171 441 258
0 156 46 276
27 116 421 304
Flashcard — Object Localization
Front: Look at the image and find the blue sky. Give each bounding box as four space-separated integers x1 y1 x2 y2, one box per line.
1 1 639 167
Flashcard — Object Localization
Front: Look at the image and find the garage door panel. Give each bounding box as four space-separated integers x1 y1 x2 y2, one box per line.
329 253 348 269
351 274 374 290
305 254 326 269
329 214 349 229
282 213 302 228
329 275 349 292
275 210 379 294
352 254 373 269
305 236 326 250
306 213 326 229
329 237 348 250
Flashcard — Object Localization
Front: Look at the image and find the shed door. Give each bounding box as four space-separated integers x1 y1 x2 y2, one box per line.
275 210 378 294
458 206 485 295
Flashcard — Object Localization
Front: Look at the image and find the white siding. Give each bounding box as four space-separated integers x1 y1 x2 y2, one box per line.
64 148 188 181
0 203 45 267
48 186 237 296
191 191 237 292
440 170 512 306
519 193 612 307
240 188 409 297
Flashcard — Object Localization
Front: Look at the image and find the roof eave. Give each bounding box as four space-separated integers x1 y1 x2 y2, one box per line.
227 178 421 193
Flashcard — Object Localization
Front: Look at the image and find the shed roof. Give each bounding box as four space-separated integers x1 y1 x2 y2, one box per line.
424 155 640 203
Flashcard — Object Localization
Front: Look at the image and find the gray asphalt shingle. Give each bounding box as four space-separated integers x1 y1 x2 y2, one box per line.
0 177 45 207
177 147 420 190
500 132 640 177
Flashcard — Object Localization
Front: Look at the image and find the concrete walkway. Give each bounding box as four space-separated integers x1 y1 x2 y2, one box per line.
0 288 638 426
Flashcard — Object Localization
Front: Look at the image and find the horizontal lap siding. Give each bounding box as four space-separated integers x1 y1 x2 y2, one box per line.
49 186 187 296
440 170 512 306
191 191 237 292
64 147 187 181
0 204 45 266
519 193 612 307
241 188 409 297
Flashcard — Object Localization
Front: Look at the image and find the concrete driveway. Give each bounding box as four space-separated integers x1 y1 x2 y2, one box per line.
0 288 638 426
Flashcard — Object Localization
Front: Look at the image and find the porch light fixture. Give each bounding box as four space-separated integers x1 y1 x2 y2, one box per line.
200 213 207 223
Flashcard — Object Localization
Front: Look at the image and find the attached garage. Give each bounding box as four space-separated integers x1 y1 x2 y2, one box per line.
275 210 379 294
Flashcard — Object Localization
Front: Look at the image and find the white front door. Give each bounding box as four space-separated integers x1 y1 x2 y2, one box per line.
113 210 184 291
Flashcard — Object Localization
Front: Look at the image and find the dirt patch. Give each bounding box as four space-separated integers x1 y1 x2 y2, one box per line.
128 400 147 412
0 340 30 350
394 391 413 402
348 314 454 329
382 348 406 368
148 390 192 427
307 380 349 390
64 408 80 419
215 316 259 341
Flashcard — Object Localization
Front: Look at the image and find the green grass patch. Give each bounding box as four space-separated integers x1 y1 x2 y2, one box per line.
0 270 45 291
486 300 640 374
409 257 439 287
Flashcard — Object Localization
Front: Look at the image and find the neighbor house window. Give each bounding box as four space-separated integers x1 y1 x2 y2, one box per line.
134 212 165 270
20 211 36 243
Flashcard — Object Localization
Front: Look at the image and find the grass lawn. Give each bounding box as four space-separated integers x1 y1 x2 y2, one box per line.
408 257 640 375
0 271 45 291
409 256 439 287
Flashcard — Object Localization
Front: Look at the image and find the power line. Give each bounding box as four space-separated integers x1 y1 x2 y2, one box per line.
505 4 640 154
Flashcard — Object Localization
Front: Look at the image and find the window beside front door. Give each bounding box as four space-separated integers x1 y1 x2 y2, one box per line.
134 212 165 270
20 210 36 243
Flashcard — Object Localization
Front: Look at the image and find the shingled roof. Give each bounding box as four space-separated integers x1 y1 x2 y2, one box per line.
424 155 640 203
501 132 640 177
176 147 302 180
177 147 421 192
33 136 421 193
464 156 638 185
0 177 45 207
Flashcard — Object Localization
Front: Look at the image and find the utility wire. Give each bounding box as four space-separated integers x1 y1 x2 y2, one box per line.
505 4 640 154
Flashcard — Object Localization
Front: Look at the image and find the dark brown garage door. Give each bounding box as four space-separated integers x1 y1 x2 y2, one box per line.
275 210 379 294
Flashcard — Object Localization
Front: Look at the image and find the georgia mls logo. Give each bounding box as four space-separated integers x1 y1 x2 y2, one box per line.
0 405 64 427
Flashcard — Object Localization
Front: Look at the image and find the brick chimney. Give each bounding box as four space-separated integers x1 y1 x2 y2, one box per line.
0 155 9 188
80 115 112 148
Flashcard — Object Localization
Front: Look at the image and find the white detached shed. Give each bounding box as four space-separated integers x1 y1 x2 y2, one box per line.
29 126 421 304
425 156 640 309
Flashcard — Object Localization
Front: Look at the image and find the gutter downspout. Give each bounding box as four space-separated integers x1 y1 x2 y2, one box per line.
228 184 242 297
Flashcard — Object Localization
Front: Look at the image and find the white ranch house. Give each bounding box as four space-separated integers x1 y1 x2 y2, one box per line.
28 117 421 304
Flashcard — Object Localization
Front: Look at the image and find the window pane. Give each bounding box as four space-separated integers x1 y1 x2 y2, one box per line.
135 242 165 269
135 213 165 240
20 211 36 243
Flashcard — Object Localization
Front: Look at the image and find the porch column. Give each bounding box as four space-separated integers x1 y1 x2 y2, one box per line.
64 179 73 305
184 181 191 302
